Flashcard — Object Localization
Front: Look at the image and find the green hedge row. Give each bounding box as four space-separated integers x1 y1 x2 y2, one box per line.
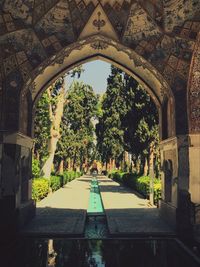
32 178 49 202
32 171 83 202
109 171 161 205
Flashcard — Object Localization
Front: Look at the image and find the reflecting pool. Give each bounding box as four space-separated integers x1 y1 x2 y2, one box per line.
1 238 200 267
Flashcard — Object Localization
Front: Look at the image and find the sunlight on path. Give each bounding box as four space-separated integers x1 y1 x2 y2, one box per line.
98 175 175 237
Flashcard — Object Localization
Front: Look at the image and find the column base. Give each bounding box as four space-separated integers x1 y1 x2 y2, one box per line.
0 196 18 236
159 200 177 230
0 197 35 236
18 199 36 228
192 204 200 243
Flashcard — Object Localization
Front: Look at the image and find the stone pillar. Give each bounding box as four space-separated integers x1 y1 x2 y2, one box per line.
160 135 200 240
159 137 178 229
159 135 194 238
0 132 35 234
188 134 200 242
186 32 200 242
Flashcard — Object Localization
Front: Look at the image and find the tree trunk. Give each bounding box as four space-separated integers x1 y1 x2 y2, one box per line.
149 144 154 177
149 142 154 205
57 159 64 175
67 158 70 170
41 86 65 178
73 150 77 171
143 157 148 176
136 157 140 174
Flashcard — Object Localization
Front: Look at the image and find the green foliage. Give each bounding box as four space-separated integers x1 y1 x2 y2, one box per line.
136 176 150 197
96 65 159 172
50 175 62 192
32 158 40 178
122 173 137 188
63 171 78 183
56 81 99 171
32 171 82 201
34 91 51 162
50 171 82 191
32 178 49 202
109 171 161 205
96 66 125 164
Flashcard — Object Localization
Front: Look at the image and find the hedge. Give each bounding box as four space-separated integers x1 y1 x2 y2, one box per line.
32 178 49 202
50 175 62 192
109 171 161 205
32 171 82 202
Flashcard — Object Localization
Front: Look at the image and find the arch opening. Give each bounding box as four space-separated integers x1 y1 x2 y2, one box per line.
20 36 176 140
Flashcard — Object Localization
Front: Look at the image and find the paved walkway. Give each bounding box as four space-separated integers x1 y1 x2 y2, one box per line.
97 176 175 237
21 176 91 236
21 174 174 237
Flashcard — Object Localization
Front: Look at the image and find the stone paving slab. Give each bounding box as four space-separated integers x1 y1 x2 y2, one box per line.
21 176 92 236
98 176 175 237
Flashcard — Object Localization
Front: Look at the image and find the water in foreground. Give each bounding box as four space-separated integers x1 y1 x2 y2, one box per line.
1 237 200 267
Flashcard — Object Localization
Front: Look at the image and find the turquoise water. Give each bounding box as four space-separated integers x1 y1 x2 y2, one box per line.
85 178 108 238
87 178 104 215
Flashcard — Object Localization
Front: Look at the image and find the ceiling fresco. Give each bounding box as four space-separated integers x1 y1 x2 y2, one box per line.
0 0 199 86
0 0 199 134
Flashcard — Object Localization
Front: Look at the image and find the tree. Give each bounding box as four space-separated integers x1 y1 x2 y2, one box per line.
96 65 159 174
96 66 126 169
40 77 66 178
121 74 159 174
34 91 51 163
34 66 84 178
55 81 98 172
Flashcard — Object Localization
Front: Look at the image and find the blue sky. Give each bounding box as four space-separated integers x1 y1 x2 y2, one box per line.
66 60 111 94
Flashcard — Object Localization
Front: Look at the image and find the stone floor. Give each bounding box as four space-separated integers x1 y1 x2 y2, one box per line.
21 175 175 237
97 176 175 237
21 176 91 237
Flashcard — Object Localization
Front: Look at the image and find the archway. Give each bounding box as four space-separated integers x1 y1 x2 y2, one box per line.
22 35 175 139
1 26 198 240
17 35 180 230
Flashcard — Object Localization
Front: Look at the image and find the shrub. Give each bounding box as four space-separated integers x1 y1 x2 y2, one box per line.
153 181 161 205
63 171 82 184
108 171 124 182
32 158 40 178
50 175 62 192
136 176 150 197
63 171 70 184
122 173 137 188
32 171 82 202
32 178 49 202
109 171 161 205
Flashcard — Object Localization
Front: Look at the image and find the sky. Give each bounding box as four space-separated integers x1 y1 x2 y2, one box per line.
66 60 111 94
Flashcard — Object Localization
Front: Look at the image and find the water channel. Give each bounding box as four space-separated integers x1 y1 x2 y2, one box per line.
85 177 108 239
1 177 200 267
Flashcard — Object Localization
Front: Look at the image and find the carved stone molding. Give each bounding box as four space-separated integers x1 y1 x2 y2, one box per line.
21 35 172 106
2 131 33 148
90 41 108 50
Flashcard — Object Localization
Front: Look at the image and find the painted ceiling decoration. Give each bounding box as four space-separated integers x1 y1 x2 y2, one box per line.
0 0 200 133
0 0 198 84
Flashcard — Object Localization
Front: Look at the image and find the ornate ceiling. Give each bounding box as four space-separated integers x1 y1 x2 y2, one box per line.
0 1 199 84
0 0 200 134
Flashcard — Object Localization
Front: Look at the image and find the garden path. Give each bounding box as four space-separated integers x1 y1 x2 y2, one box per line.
98 175 175 237
21 175 91 237
21 175 175 237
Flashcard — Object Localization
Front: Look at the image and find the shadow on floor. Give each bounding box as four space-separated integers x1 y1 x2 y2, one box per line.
20 207 87 237
105 208 175 237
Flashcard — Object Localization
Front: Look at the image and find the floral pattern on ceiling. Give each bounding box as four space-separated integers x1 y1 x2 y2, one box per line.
163 0 200 32
34 0 75 46
0 0 199 89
